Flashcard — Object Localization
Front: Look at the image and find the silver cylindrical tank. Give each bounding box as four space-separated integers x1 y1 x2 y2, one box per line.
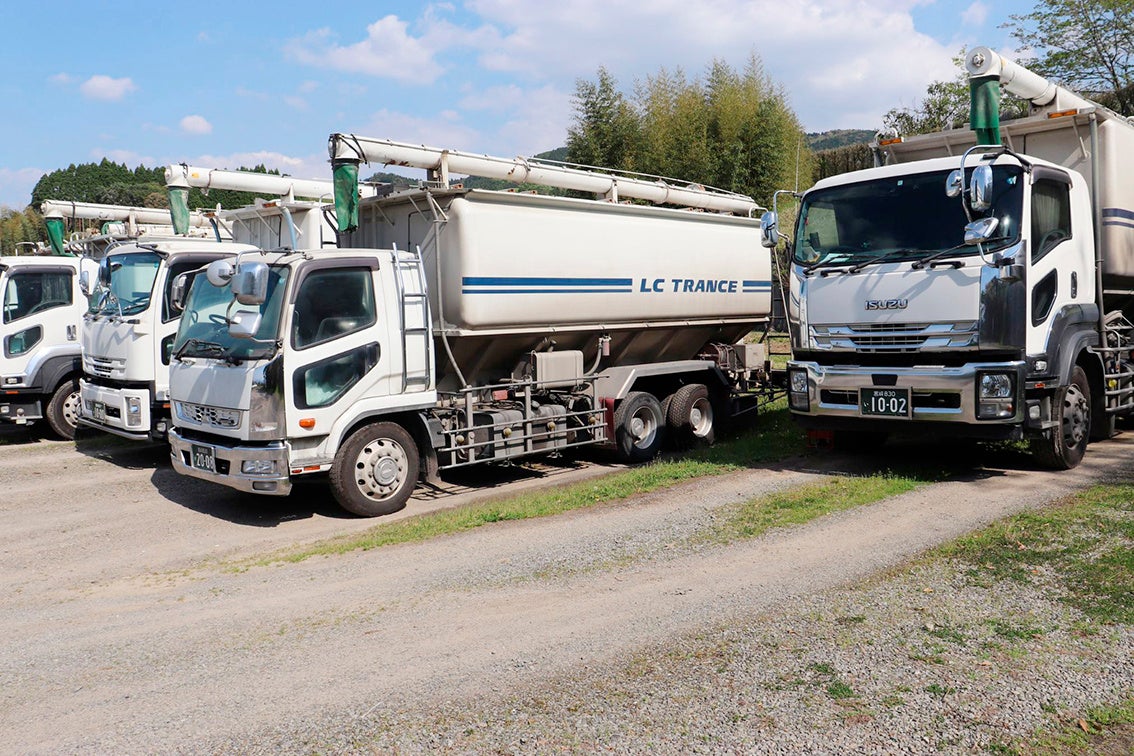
344 189 771 387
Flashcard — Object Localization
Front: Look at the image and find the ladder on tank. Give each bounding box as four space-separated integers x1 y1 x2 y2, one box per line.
392 243 433 393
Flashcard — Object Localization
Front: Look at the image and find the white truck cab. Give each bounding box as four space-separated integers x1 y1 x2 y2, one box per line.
78 239 257 440
0 255 96 437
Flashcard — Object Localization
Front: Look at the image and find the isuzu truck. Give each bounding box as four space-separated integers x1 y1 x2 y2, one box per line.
77 166 345 441
167 135 778 516
764 46 1134 468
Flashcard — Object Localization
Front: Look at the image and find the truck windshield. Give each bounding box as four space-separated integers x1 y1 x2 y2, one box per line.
172 266 290 362
90 250 162 316
794 166 1023 269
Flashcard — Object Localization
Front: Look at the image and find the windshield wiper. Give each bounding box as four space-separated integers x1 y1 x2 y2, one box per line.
845 249 910 274
908 237 1012 270
173 338 227 361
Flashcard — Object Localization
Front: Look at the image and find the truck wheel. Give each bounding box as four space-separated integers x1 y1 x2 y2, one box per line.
667 383 715 449
45 379 80 441
331 422 420 517
614 391 665 463
1032 365 1090 470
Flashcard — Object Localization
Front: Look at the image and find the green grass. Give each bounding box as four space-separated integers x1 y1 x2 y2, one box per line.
939 484 1134 624
242 401 808 567
1026 697 1134 754
700 472 931 545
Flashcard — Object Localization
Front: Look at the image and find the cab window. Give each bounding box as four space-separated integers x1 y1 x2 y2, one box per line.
291 268 377 350
3 270 73 324
1031 179 1071 263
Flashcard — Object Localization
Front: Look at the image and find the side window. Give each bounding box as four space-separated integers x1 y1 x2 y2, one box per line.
294 344 380 409
4 325 43 357
3 271 73 324
163 262 202 323
1031 179 1071 263
292 267 377 350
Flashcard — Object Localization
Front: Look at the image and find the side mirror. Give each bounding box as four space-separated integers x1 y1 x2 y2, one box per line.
232 261 269 306
206 259 235 287
79 270 91 297
170 271 193 313
945 169 963 198
969 164 994 212
759 211 779 249
98 260 113 287
228 309 262 339
964 216 1000 245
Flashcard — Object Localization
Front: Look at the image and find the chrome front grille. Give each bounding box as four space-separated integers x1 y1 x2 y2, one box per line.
811 321 979 352
175 401 241 429
84 354 124 378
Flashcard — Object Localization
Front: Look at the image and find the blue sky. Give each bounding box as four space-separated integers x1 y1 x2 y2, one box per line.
0 0 1036 209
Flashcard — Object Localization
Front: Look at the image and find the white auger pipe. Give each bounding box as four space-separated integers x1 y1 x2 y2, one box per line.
965 46 1096 112
164 164 338 202
329 134 763 216
40 200 208 227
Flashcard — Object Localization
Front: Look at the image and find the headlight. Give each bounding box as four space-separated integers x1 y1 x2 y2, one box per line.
977 372 1015 420
788 368 810 411
126 396 143 426
979 373 1013 399
242 459 276 475
790 369 808 394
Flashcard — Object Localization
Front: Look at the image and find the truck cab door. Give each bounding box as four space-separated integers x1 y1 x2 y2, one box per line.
283 260 392 436
1026 173 1087 355
1 265 79 379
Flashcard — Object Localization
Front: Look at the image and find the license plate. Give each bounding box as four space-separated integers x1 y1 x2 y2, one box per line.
860 387 910 417
191 443 216 473
91 401 107 423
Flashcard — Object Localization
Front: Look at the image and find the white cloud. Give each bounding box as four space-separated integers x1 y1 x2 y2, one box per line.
48 73 72 86
287 16 444 84
962 2 989 27
443 0 962 130
79 75 137 101
0 168 46 210
180 115 213 135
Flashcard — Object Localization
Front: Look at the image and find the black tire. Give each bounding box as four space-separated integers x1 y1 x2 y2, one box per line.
330 422 420 517
666 383 715 449
1032 365 1090 470
614 391 665 463
45 378 80 440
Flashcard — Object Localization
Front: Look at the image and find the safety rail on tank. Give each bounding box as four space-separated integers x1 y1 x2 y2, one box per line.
1099 313 1134 414
328 134 764 218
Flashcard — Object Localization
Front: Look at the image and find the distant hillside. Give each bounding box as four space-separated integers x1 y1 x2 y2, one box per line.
807 129 875 151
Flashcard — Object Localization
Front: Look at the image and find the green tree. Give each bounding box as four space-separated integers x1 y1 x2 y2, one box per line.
882 50 1027 137
566 66 642 172
1004 0 1134 115
566 55 812 207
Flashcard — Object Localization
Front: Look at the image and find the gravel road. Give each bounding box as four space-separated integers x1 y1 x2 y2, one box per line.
1 425 1131 754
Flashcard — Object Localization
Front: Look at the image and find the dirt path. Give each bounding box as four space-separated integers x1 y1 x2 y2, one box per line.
1 427 1131 753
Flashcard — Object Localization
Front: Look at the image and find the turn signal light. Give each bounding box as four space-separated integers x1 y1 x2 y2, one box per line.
299 418 316 429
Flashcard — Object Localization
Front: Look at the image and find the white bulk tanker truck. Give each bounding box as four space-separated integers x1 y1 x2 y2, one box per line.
166 135 777 516
764 47 1134 468
77 167 348 441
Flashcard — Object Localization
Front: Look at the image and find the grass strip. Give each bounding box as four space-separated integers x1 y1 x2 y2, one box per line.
938 483 1134 624
699 472 929 546
241 400 808 567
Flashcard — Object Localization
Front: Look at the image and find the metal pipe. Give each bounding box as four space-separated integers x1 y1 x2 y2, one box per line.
329 134 763 216
40 200 208 227
164 164 348 202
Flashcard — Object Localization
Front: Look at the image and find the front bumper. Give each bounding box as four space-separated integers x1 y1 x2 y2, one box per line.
78 380 158 441
0 390 42 425
788 360 1026 429
169 428 292 496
